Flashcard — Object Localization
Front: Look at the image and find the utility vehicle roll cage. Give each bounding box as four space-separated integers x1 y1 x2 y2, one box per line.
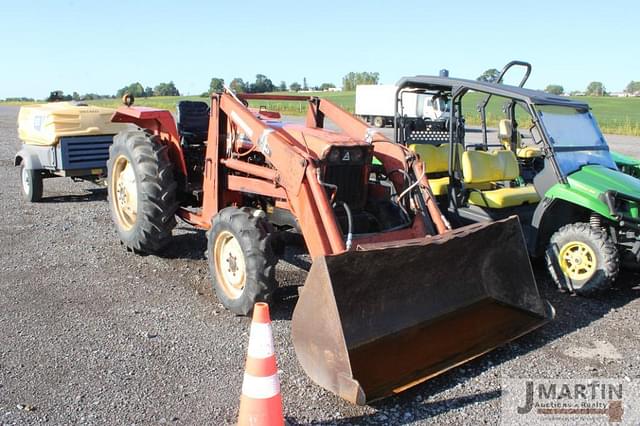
393 62 594 187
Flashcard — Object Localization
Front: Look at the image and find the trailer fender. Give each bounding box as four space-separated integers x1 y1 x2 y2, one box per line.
14 147 43 170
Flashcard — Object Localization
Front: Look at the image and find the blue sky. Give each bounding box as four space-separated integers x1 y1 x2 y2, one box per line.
1 0 637 99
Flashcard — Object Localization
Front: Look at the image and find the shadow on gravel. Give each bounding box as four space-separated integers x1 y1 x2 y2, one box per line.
289 389 502 425
42 187 106 203
161 229 208 260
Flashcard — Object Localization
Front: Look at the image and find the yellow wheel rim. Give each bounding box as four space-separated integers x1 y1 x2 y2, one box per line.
111 155 138 230
558 241 597 281
214 230 246 299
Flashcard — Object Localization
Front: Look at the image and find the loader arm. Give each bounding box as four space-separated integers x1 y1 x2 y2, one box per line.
191 93 347 257
307 98 449 234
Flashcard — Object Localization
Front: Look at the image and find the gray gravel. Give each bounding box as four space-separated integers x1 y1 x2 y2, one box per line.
1 105 640 425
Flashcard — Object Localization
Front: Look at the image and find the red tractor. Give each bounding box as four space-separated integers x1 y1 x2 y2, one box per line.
107 91 553 404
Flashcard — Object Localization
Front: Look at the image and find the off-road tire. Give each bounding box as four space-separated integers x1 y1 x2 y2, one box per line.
107 131 178 253
207 207 277 316
372 116 385 128
20 165 43 202
545 222 619 296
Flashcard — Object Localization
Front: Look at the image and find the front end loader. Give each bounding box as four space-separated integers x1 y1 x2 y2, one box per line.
106 92 553 404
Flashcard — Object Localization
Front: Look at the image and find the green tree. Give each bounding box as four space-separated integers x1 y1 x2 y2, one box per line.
47 90 68 102
320 83 336 91
544 84 564 95
278 81 287 91
625 81 640 94
248 74 274 93
585 81 606 96
153 81 180 96
116 82 145 98
289 82 301 92
477 68 500 83
303 77 308 91
230 78 247 93
209 77 225 93
72 91 80 101
342 72 380 91
144 86 154 97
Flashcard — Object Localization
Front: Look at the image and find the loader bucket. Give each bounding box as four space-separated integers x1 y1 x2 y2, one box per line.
291 216 554 405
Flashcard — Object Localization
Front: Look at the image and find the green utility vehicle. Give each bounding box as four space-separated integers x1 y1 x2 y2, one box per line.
394 62 640 295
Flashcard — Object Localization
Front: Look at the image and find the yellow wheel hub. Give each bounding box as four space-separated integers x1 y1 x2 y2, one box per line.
558 241 597 281
111 155 138 230
214 230 246 299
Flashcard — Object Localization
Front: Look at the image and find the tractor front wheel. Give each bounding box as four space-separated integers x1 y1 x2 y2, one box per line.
545 222 619 296
207 207 277 315
107 131 178 253
20 165 43 202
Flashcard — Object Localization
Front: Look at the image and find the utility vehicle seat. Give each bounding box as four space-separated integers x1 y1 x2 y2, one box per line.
177 101 210 144
462 150 540 208
409 143 459 196
498 119 542 159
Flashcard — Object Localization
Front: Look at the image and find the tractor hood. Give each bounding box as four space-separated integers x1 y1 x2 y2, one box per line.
568 165 640 197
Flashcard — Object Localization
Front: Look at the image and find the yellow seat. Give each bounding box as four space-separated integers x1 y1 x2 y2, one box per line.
409 143 462 174
462 150 520 184
517 146 542 158
468 186 540 208
428 176 449 196
409 143 463 195
462 149 540 208
498 119 542 159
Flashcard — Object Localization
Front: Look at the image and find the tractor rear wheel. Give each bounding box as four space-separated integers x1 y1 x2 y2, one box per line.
20 165 43 202
545 222 619 296
107 131 178 253
207 207 277 315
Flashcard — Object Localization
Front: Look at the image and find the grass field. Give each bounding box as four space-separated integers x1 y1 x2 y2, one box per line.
4 91 640 136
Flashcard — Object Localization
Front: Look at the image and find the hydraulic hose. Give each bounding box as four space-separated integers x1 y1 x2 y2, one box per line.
333 201 353 251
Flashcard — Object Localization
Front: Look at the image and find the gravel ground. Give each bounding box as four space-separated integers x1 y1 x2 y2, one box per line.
1 105 639 425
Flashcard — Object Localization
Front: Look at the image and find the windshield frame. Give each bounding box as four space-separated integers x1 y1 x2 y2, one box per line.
531 103 616 178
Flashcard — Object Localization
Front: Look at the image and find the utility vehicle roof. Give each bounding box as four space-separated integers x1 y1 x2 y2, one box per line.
396 76 590 109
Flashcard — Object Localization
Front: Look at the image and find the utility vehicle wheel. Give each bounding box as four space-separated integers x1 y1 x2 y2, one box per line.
107 131 177 253
20 165 43 202
372 116 385 128
207 207 277 316
545 222 619 295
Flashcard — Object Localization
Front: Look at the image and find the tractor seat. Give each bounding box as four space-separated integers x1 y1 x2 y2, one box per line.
177 101 210 144
462 150 540 208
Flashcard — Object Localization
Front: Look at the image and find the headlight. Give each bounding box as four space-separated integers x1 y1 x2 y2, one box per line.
327 148 341 163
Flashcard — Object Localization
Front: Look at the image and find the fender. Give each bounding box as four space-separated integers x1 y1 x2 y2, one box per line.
14 146 44 170
528 185 613 256
111 107 187 176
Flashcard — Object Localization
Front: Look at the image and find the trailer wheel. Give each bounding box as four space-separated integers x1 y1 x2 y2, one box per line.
545 222 619 296
208 207 277 316
107 131 178 253
372 116 385 128
20 165 43 202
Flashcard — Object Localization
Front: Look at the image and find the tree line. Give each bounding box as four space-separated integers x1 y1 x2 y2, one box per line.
18 71 381 103
477 68 636 97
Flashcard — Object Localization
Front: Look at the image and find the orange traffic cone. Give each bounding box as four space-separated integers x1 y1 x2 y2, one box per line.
238 303 284 426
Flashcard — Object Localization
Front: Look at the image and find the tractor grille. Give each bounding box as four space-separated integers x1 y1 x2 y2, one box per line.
58 135 114 170
324 164 367 210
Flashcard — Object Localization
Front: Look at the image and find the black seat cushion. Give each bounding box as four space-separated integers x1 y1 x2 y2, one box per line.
177 101 210 143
